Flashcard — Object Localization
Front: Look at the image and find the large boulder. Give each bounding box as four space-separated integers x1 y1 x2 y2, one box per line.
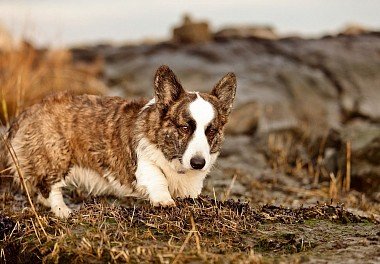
270 33 380 122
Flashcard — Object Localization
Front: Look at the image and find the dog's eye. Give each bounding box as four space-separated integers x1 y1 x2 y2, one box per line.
207 127 218 137
179 125 190 134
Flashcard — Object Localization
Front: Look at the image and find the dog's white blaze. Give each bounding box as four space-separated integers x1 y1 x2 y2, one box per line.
182 93 215 171
135 137 213 202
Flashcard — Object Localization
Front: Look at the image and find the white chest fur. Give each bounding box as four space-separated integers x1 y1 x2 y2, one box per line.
135 137 217 201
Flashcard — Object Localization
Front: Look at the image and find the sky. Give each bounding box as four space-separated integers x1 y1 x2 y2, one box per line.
0 0 379 47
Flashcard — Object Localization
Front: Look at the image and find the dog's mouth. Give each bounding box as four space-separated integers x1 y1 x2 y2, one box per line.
170 157 188 174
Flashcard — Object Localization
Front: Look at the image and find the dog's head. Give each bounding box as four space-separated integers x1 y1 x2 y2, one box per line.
150 65 236 173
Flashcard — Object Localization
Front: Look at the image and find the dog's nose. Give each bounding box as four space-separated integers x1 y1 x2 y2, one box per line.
190 156 206 170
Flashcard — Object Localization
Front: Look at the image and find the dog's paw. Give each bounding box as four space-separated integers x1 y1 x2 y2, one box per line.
152 198 176 207
51 205 73 218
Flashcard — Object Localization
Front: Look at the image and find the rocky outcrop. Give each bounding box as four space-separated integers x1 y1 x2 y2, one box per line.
172 15 211 44
70 32 380 193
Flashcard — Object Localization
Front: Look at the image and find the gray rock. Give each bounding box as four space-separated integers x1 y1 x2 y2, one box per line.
226 101 260 135
340 119 380 192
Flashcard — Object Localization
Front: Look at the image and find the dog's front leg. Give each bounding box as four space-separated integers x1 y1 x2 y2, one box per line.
135 159 176 207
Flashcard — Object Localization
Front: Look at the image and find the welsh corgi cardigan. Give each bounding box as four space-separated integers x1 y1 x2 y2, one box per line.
3 65 236 218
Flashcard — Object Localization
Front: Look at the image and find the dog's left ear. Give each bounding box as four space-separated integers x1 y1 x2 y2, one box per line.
154 65 184 113
211 72 237 116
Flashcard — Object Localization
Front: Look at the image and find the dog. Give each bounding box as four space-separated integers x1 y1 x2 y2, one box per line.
2 65 236 218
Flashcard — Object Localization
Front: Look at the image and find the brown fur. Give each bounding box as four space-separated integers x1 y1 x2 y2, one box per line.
7 92 146 197
2 65 236 206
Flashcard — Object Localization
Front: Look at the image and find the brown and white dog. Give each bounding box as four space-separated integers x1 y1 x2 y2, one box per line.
2 65 236 218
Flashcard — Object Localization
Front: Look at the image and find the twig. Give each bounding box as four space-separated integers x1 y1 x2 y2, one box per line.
172 215 199 263
212 188 218 209
31 219 42 245
0 167 12 174
172 228 192 263
130 204 136 227
345 141 351 192
190 214 201 254
223 173 237 201
1 133 47 237
329 173 338 200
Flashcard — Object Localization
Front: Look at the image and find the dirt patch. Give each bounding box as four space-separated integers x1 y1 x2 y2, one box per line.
0 196 378 263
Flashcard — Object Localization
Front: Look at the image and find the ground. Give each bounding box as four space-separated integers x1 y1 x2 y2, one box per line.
0 182 379 263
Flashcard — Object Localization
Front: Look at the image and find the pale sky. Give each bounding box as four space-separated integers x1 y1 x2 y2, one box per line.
0 0 379 47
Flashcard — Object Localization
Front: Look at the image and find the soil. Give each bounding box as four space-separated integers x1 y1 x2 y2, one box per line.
0 187 379 263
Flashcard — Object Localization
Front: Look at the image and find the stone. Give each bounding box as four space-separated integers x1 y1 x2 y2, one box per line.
340 23 370 36
226 101 260 135
214 25 277 40
340 119 380 192
172 14 211 44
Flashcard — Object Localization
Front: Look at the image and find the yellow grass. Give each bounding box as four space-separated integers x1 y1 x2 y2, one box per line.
0 42 108 125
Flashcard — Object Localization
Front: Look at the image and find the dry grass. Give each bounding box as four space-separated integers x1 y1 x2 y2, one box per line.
0 196 374 263
262 128 380 220
0 42 108 126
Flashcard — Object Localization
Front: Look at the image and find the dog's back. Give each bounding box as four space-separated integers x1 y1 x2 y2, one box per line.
6 92 145 198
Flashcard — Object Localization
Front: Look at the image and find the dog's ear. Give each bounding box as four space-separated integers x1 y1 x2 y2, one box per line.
154 65 184 113
211 72 237 116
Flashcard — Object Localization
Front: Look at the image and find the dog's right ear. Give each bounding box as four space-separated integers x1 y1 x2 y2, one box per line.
154 65 184 113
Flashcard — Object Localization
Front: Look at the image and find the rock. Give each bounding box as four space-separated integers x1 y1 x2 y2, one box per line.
340 119 380 192
271 34 380 122
172 14 211 44
215 135 268 176
340 24 370 36
71 46 105 77
276 66 341 132
226 101 260 135
214 25 277 40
